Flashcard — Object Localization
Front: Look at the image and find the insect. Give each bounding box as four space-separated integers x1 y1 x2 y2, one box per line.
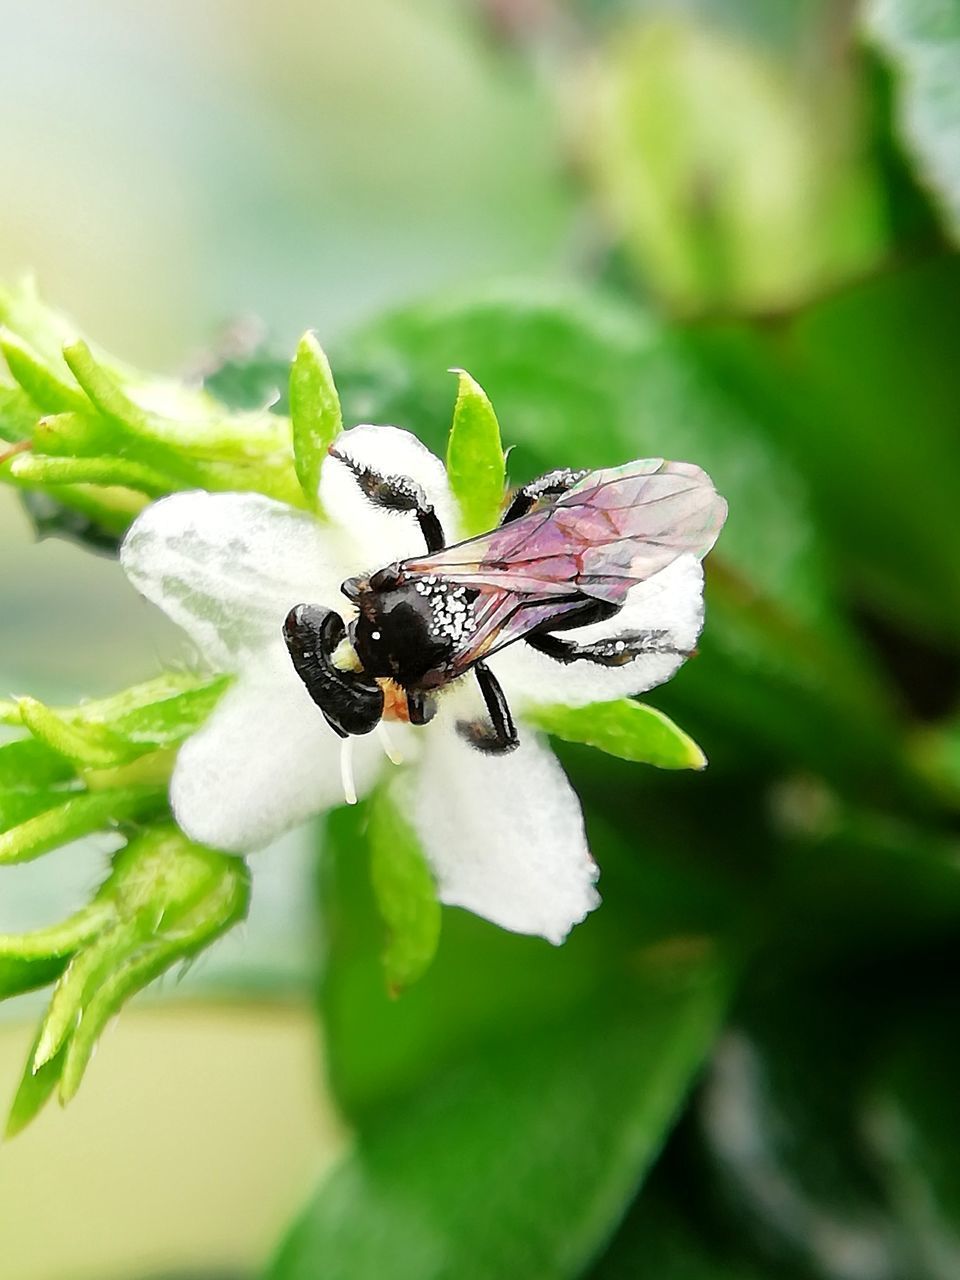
283 450 727 756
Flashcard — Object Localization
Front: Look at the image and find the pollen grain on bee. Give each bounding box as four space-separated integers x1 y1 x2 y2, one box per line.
416 577 477 643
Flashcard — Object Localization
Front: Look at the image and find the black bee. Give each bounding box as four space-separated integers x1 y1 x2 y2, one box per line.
283 450 726 754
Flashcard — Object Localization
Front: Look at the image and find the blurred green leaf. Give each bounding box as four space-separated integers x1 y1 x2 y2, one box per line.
270 955 730 1280
528 699 707 771
290 331 342 511
866 0 960 244
584 11 887 315
203 350 289 414
445 369 506 535
768 256 960 644
864 1006 960 1279
368 781 441 992
320 796 741 1122
693 961 960 1280
589 1183 772 1280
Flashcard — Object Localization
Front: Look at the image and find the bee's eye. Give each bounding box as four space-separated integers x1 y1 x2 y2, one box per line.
370 566 401 591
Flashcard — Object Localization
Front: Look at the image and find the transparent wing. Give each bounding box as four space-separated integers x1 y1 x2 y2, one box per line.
404 458 727 606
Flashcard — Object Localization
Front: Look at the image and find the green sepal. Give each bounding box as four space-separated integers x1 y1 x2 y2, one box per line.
4 825 250 1132
30 411 114 457
290 331 342 512
8 450 172 496
0 786 166 865
367 782 441 992
9 675 228 769
61 339 153 433
526 698 708 770
0 787 81 833
0 385 38 443
16 696 152 769
0 737 77 788
5 1032 66 1140
445 368 506 536
18 485 143 549
0 330 88 414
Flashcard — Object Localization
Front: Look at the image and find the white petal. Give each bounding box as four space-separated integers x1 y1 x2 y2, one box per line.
170 645 387 851
490 554 705 710
121 491 349 670
409 699 599 944
320 424 459 570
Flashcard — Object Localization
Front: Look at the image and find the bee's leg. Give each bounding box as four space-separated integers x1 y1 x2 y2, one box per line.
329 449 445 551
456 661 519 754
500 469 589 525
283 605 384 735
525 628 687 667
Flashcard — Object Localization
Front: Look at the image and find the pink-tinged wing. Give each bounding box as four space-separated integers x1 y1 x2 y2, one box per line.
404 458 727 606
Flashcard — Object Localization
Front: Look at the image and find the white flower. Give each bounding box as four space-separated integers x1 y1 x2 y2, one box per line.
121 426 710 944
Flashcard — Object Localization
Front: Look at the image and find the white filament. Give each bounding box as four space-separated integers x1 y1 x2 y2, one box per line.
377 720 404 765
339 735 358 806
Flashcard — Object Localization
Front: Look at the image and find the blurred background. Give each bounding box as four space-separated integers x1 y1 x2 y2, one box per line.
2 0 960 1277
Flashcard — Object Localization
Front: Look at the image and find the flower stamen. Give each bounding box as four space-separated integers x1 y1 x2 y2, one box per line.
340 735 358 806
377 719 404 766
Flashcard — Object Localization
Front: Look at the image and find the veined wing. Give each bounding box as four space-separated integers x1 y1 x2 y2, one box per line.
403 458 727 606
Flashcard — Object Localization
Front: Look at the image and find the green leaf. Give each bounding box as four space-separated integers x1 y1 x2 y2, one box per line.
866 0 960 243
290 331 342 511
0 786 166 865
445 369 506 535
368 781 441 992
527 699 707 771
269 957 730 1280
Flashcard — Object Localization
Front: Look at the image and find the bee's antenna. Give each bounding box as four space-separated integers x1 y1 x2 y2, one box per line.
376 720 404 766
340 735 358 806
